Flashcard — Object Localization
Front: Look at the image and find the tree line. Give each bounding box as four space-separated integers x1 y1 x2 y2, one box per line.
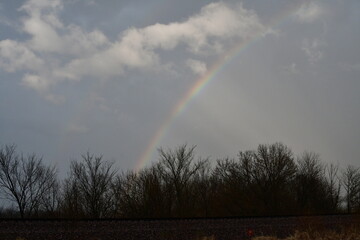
0 143 359 219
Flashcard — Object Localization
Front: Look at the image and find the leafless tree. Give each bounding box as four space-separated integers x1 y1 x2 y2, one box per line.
295 151 326 213
324 163 341 211
112 171 143 217
61 177 84 218
112 167 165 218
192 160 212 217
156 144 208 217
66 152 117 218
342 165 360 213
41 179 60 216
211 158 251 216
239 143 297 215
0 145 57 218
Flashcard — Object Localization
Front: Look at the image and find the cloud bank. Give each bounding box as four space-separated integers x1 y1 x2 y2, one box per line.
0 0 267 100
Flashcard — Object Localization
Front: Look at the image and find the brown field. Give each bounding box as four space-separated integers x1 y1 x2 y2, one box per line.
0 215 359 240
252 226 360 240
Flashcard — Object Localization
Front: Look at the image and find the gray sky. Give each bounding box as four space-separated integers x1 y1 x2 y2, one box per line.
0 0 359 175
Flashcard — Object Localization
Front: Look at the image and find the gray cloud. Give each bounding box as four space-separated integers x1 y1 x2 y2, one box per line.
295 2 324 23
302 38 325 64
186 59 207 75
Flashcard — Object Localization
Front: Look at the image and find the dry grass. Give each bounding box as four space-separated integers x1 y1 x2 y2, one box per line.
252 226 360 240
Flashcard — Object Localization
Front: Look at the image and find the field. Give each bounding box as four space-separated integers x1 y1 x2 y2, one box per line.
252 227 360 240
0 215 359 240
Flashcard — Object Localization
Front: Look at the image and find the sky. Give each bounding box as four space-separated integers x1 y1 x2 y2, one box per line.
0 0 359 175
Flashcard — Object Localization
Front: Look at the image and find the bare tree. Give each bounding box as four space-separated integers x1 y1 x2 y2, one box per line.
112 171 143 218
342 165 360 213
239 143 297 215
156 144 208 217
41 180 60 216
112 167 165 218
192 160 212 217
61 177 84 218
66 152 117 218
0 145 57 218
211 158 252 216
324 163 341 211
295 152 326 213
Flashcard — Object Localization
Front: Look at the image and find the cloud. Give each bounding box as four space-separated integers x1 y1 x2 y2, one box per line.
0 0 268 100
0 40 44 72
302 38 325 64
20 0 109 55
21 74 49 91
295 2 323 23
339 62 360 72
282 63 299 75
44 94 65 104
60 2 267 80
186 59 207 75
67 123 88 134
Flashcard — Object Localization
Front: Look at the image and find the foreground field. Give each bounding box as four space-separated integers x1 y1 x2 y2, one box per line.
13 228 360 240
252 226 360 240
0 215 359 240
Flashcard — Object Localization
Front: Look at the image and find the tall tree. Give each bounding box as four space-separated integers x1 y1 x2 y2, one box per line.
295 151 334 214
156 144 208 217
65 152 117 218
211 158 251 216
238 143 297 215
342 166 360 213
112 167 165 218
324 163 341 212
0 145 57 218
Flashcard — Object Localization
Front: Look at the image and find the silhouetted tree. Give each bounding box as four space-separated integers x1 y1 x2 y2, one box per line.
112 171 142 218
211 158 251 216
156 144 208 217
324 163 341 212
113 167 166 218
1 142 358 218
342 166 360 213
192 160 212 217
295 152 325 214
238 143 297 215
137 167 167 217
0 145 57 218
60 176 84 218
295 152 341 214
64 152 116 218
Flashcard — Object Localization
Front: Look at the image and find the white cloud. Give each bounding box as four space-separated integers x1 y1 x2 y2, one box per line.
20 0 108 55
21 74 49 92
0 40 44 72
60 2 267 80
186 59 207 75
295 2 323 23
0 0 268 100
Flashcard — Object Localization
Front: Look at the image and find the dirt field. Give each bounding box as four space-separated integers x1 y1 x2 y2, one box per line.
0 215 359 240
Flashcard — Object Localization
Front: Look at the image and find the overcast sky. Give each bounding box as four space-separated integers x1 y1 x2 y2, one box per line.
0 0 359 175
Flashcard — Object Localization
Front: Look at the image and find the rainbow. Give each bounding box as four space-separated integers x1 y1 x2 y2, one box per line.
135 2 303 171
